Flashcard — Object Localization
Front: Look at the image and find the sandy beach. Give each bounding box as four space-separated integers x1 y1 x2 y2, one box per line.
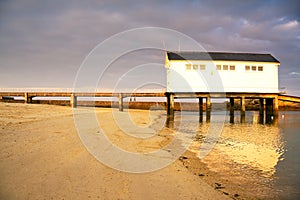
0 102 231 200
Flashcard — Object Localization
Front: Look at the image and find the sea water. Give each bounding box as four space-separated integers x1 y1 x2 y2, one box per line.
275 111 300 199
167 110 300 199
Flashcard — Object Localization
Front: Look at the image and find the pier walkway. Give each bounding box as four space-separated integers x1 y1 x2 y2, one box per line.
0 89 165 111
1 88 299 124
278 94 300 103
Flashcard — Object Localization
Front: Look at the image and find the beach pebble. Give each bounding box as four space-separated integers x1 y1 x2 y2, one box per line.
215 182 225 189
234 193 239 197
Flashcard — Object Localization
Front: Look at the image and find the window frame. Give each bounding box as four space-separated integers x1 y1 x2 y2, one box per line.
186 64 191 70
199 64 206 70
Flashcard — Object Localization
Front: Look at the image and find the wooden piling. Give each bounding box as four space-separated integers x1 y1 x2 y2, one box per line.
24 93 32 104
166 93 174 117
230 98 234 123
240 96 246 123
273 96 279 116
266 98 273 123
259 98 265 124
206 96 211 122
118 93 124 111
70 93 77 108
199 97 203 122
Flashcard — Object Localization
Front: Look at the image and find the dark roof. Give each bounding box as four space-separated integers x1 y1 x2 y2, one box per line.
167 51 280 63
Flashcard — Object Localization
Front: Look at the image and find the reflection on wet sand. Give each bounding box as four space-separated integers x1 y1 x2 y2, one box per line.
167 111 285 199
194 123 283 175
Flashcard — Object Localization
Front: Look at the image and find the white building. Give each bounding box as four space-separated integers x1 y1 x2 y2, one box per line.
165 52 280 93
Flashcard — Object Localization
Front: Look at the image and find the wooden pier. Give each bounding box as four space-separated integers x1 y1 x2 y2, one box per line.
165 92 282 124
1 90 300 124
0 91 165 110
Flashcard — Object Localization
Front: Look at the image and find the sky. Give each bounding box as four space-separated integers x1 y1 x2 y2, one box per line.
0 0 299 95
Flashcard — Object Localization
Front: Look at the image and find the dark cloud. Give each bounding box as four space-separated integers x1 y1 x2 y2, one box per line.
0 0 299 95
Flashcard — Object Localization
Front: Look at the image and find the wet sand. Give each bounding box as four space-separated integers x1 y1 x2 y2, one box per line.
185 119 283 199
0 103 229 200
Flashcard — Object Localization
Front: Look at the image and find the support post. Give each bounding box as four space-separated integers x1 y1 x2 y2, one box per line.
199 97 203 122
170 94 175 116
70 93 77 108
166 116 174 129
272 96 279 125
266 98 273 123
24 92 28 103
230 98 234 123
240 96 246 123
24 93 32 104
206 96 211 122
166 93 175 126
166 93 175 117
167 94 170 115
118 93 124 111
273 96 279 116
259 98 265 124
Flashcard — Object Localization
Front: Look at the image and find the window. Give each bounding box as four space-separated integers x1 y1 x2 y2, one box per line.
252 66 256 71
258 66 263 71
200 64 206 70
223 65 228 70
245 65 250 71
216 65 221 70
186 64 191 70
193 64 198 70
230 65 235 70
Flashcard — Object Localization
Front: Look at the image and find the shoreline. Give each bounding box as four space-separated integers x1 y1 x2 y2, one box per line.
180 148 277 200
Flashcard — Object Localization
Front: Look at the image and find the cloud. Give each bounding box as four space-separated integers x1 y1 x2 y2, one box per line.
239 18 300 42
0 0 299 95
274 20 299 30
289 72 300 76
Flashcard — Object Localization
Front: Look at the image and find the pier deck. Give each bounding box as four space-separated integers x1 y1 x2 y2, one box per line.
1 89 299 124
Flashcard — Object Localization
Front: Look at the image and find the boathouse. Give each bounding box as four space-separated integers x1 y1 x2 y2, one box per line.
165 51 281 123
165 51 280 93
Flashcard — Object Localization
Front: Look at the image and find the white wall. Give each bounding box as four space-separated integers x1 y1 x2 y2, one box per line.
166 60 279 93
